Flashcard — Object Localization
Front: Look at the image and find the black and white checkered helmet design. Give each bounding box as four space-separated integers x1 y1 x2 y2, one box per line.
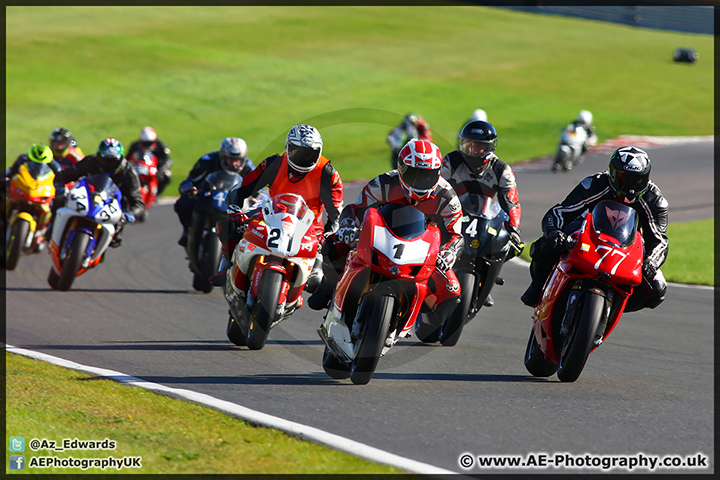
285 124 323 173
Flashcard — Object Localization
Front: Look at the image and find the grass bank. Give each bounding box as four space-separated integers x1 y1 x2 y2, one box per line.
5 352 401 475
6 6 713 182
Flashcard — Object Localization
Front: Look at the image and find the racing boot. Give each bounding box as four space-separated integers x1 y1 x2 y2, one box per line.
520 282 542 307
178 227 188 247
484 293 495 307
304 256 324 293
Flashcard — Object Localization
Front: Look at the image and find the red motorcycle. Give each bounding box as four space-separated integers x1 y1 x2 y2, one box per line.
318 203 441 385
224 193 319 350
128 149 158 220
524 200 643 382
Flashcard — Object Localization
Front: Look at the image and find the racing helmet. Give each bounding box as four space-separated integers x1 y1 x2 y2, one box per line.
28 144 54 164
577 110 593 126
49 127 75 157
458 120 497 175
139 126 158 148
96 138 125 174
470 109 488 122
285 124 323 174
219 137 248 173
608 146 651 203
397 139 443 203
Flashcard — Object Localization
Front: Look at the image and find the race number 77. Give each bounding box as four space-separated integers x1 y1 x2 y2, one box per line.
594 245 628 275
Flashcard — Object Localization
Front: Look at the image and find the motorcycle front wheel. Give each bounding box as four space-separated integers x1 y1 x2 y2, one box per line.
246 269 283 350
56 231 90 291
557 291 605 382
351 294 394 385
439 271 475 347
5 218 31 271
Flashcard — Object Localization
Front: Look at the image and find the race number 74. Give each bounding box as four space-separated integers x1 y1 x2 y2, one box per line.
594 245 628 275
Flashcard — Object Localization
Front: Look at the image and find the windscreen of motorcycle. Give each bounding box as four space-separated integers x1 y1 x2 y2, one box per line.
459 193 505 221
25 161 54 181
591 200 639 248
379 203 427 240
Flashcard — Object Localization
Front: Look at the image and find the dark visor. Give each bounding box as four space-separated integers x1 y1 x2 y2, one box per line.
287 144 320 168
399 164 439 191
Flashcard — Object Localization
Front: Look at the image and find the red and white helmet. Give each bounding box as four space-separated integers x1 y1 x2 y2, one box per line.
397 139 443 202
139 126 158 144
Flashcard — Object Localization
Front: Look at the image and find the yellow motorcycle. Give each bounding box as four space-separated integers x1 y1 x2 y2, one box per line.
4 162 55 270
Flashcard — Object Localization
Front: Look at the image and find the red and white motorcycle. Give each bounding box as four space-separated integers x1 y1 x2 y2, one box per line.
223 193 319 350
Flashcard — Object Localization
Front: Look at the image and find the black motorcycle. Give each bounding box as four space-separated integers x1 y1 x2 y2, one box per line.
415 193 521 346
185 170 241 293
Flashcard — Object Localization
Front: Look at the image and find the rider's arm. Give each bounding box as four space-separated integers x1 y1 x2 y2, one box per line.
319 162 343 234
434 179 463 254
342 174 387 224
542 173 606 235
119 167 146 218
54 156 94 187
640 183 669 271
5 155 25 179
226 155 281 210
494 161 522 230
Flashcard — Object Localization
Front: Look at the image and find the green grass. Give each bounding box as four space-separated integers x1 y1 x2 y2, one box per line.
6 6 713 183
518 219 713 286
5 352 401 474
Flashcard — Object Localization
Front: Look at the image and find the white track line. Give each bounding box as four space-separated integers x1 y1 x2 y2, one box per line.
5 344 457 475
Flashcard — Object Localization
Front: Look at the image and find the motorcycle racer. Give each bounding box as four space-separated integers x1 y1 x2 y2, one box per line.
521 146 668 312
308 139 463 319
218 124 343 288
49 127 84 169
386 113 433 168
174 137 255 247
126 126 173 195
442 120 523 307
53 138 145 248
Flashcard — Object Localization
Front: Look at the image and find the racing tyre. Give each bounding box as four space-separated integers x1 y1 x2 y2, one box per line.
351 294 394 385
322 346 351 379
246 269 283 350
439 272 475 346
414 314 440 343
226 315 247 346
523 329 557 377
199 234 222 294
56 231 90 291
557 291 604 382
5 218 30 271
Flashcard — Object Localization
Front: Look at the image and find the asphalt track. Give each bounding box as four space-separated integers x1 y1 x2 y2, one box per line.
5 139 714 474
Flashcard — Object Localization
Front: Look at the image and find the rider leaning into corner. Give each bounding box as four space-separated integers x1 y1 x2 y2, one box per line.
521 146 669 312
53 138 146 248
216 124 344 288
174 137 255 248
442 120 524 307
308 139 464 324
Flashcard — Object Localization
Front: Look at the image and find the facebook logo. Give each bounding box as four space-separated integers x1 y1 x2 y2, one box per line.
10 455 25 470
10 437 25 452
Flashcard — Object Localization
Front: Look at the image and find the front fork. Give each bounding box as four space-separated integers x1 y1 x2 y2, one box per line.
559 282 613 346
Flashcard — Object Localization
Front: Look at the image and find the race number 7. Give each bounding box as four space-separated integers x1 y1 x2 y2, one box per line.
594 245 628 275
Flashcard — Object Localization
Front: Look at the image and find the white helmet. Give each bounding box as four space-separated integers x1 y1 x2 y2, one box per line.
470 109 488 122
577 110 593 126
139 126 158 144
285 124 323 174
219 137 249 172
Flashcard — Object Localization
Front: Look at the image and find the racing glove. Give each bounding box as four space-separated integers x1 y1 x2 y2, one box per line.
178 180 198 199
336 217 360 245
226 204 249 235
545 229 566 253
436 248 456 273
123 212 136 224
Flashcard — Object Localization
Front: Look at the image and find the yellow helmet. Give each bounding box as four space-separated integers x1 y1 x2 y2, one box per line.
28 143 54 164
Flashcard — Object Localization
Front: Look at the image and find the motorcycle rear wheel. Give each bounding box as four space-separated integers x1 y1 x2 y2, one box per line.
439 272 475 347
557 291 605 382
322 346 351 379
246 269 283 350
523 329 557 377
56 231 90 291
5 218 30 271
351 294 394 385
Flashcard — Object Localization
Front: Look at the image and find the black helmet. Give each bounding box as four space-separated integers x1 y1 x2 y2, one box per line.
96 138 125 174
608 146 651 202
458 120 497 175
49 127 75 156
